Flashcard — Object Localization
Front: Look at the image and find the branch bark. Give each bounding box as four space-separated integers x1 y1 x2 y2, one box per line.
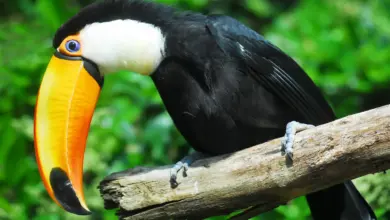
99 105 390 220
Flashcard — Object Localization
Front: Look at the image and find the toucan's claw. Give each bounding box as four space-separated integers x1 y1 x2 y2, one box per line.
281 121 315 162
169 151 208 188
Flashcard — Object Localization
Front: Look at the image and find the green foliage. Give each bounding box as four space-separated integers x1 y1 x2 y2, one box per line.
354 173 390 218
265 0 390 117
0 0 389 219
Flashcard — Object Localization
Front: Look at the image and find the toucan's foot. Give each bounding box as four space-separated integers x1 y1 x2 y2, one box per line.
281 121 314 161
170 151 207 188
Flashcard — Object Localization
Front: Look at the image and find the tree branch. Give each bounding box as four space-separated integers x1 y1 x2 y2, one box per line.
99 105 390 220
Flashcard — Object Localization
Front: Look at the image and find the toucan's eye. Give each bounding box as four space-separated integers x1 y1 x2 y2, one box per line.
65 40 81 53
59 35 82 57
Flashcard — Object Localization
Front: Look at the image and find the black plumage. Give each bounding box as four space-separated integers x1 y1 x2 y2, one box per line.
55 1 376 219
152 13 375 220
153 14 337 155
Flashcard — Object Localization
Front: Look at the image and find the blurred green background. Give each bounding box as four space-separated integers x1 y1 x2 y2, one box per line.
0 0 390 219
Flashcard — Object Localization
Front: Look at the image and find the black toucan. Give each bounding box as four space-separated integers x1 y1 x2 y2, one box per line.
34 0 376 219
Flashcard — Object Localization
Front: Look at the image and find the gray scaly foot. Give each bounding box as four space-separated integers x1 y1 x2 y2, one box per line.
170 151 207 187
281 121 315 161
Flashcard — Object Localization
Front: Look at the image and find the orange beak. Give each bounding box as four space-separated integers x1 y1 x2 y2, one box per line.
34 52 103 215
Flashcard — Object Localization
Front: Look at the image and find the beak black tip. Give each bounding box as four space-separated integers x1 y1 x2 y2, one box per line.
50 168 91 215
63 205 92 216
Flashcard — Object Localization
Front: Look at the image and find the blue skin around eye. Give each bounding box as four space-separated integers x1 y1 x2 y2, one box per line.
65 40 81 53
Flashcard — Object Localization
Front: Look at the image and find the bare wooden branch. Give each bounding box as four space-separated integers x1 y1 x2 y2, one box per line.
99 105 390 220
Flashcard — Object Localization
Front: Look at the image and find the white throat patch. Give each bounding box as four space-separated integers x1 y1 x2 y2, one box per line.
79 19 165 75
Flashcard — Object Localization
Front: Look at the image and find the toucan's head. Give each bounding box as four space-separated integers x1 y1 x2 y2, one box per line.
34 0 173 215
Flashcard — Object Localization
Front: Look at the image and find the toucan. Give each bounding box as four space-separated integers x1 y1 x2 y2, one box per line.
34 0 376 219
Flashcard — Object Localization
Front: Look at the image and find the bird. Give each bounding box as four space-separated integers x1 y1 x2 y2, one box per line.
33 0 376 219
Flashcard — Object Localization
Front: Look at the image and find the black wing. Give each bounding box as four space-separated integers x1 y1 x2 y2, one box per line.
206 15 335 125
205 16 376 220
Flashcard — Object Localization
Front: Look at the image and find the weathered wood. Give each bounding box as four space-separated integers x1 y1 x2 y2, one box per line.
99 105 390 220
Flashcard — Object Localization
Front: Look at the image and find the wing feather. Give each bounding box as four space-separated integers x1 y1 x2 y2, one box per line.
206 15 335 125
